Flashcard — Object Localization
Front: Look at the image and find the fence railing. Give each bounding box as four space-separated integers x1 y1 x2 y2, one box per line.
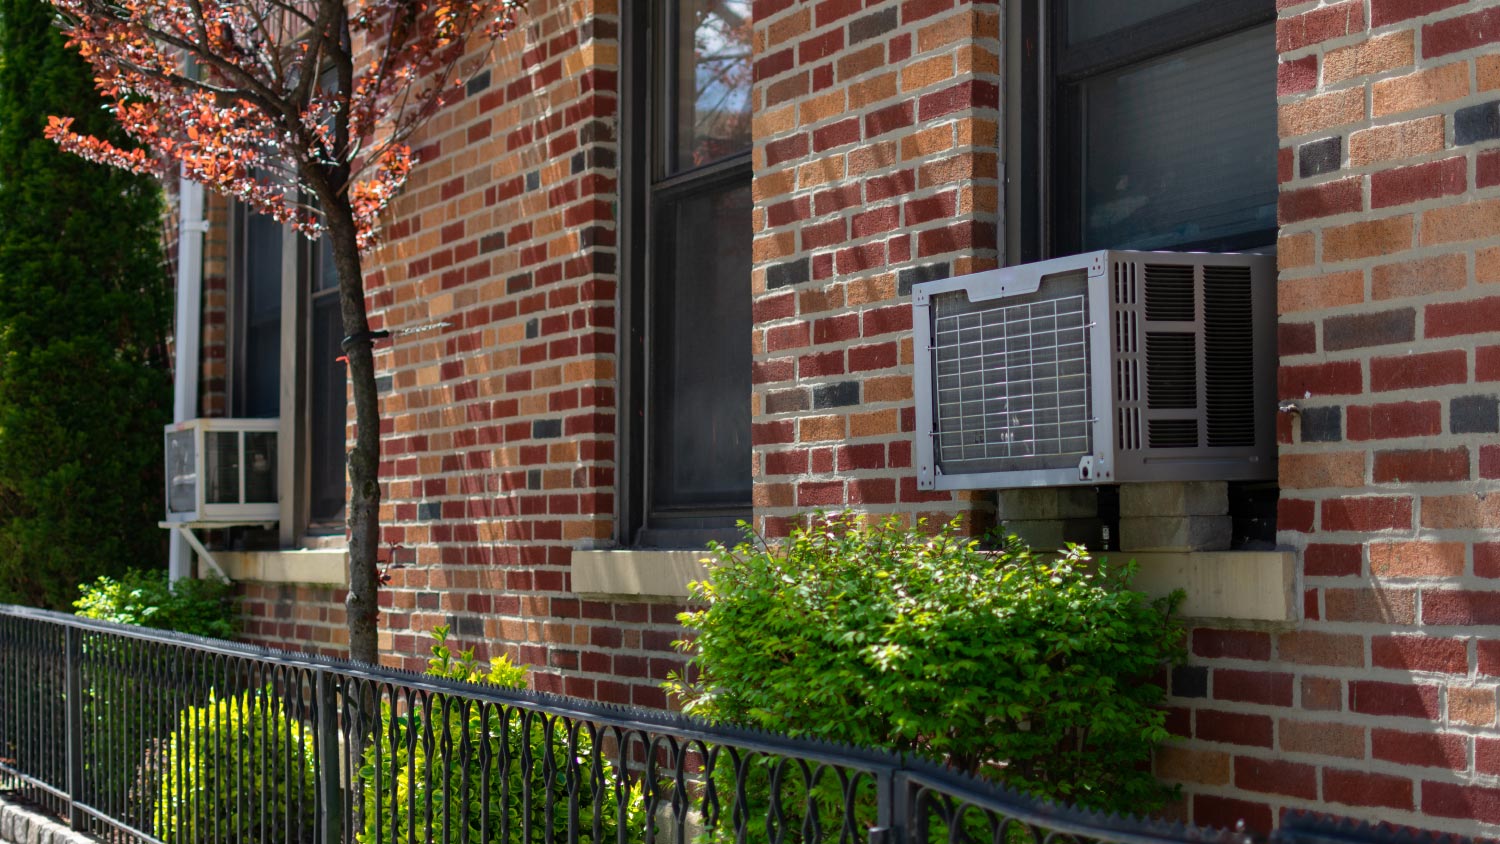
0 604 1479 844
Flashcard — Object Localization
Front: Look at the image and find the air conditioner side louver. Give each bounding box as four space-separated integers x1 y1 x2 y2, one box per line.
913 250 1276 490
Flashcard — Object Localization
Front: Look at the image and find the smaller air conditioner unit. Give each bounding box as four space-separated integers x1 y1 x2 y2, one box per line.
912 250 1276 491
164 418 280 524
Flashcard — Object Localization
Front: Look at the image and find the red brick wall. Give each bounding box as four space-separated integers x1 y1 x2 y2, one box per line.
1154 0 1500 834
748 0 1000 537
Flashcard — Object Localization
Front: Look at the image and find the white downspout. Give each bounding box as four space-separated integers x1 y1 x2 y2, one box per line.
169 175 207 582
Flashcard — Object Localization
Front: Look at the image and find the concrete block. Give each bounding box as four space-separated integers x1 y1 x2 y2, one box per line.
997 520 1067 551
1120 515 1231 552
995 487 1097 520
1120 481 1228 518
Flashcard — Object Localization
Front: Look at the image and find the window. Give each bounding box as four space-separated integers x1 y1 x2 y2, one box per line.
1007 0 1278 263
620 0 754 547
228 202 348 542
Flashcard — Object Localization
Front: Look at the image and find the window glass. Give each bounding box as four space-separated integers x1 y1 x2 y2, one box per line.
650 183 752 510
671 0 752 173
1065 0 1202 44
240 211 282 418
1075 24 1276 251
309 293 345 524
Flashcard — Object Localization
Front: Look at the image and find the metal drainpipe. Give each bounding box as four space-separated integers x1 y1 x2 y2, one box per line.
169 175 207 582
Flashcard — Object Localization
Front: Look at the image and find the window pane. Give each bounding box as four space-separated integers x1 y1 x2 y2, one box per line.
671 0 752 172
240 211 282 417
1077 24 1277 251
650 184 752 511
310 293 347 524
1065 0 1204 44
317 231 339 291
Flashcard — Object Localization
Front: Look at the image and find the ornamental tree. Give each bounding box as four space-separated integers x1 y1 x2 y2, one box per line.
45 0 524 664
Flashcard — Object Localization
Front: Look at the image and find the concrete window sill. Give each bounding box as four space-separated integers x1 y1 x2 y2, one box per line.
217 548 348 587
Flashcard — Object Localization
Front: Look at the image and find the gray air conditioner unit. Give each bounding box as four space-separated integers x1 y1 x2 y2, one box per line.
912 250 1276 491
164 418 280 524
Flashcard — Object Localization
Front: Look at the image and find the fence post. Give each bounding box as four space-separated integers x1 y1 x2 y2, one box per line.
63 625 84 830
869 761 903 844
316 671 344 844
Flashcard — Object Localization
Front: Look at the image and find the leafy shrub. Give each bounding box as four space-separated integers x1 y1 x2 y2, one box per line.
668 514 1184 814
153 689 318 844
358 627 648 844
74 568 238 640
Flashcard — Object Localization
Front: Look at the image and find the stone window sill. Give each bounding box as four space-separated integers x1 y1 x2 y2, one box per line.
217 548 348 587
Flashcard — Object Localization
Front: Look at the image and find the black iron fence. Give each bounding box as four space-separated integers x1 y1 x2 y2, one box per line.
0 604 1479 844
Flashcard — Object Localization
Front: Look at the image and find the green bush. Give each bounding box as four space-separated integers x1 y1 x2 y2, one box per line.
153 689 318 844
668 514 1184 814
74 569 238 640
358 627 648 844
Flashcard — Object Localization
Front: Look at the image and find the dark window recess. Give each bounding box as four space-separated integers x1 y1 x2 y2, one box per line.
624 0 753 547
238 210 282 418
308 226 347 527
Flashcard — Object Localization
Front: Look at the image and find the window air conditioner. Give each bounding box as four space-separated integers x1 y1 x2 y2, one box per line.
912 250 1276 491
163 418 280 524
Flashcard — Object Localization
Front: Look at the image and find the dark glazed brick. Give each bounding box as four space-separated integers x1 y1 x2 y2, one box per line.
1324 309 1415 351
571 152 586 174
1299 136 1343 178
1172 665 1208 698
480 232 506 253
1456 101 1500 146
898 262 950 296
532 419 562 439
417 502 441 521
525 170 541 191
813 381 860 408
465 69 491 97
525 318 539 339
849 8 898 44
454 615 484 637
1301 406 1343 442
527 469 542 490
375 374 394 393
1452 394 1500 434
768 258 810 289
508 273 532 294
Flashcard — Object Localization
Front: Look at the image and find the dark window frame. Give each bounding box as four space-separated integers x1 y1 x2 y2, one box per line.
619 0 753 549
1006 0 1277 263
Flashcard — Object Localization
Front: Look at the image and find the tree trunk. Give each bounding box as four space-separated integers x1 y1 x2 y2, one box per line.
323 196 381 667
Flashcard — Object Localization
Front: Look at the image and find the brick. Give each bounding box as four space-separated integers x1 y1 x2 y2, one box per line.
1194 629 1271 661
1299 406 1343 442
1421 197 1500 245
1423 5 1500 58
1455 101 1500 146
1278 361 1362 399
1373 728 1469 771
1277 270 1364 314
1195 710 1272 748
1350 680 1440 718
1279 497 1316 532
1451 687 1497 726
1350 115 1446 166
1323 768 1414 811
1305 543 1362 577
1480 543 1500 578
1279 718 1364 758
1277 1 1365 53
1321 495 1412 531
1372 635 1469 674
1373 447 1469 483
1301 675 1345 711
1172 665 1208 699
1280 176 1362 223
1370 349 1466 391
1279 54 1319 96
1323 214 1413 262
1427 296 1500 338
1482 346 1500 381
1370 0 1464 27
1372 62 1470 117
1233 756 1317 800
1369 541 1465 577
1297 136 1342 178
1424 781 1500 825
1324 308 1415 351
1421 494 1500 530
1346 400 1441 440
1154 745 1230 786
1372 253 1466 300
1323 30 1415 84
1280 322 1317 356
1452 394 1500 434
1279 87 1365 137
1325 587 1417 624
1192 795 1272 833
1371 156 1466 208
1280 451 1365 489
1423 589 1500 625
1214 669 1294 707
1279 630 1365 667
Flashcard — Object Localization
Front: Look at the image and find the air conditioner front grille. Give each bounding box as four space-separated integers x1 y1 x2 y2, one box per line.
1204 265 1256 446
1150 418 1199 449
933 289 1091 470
1145 264 1195 321
1145 332 1197 410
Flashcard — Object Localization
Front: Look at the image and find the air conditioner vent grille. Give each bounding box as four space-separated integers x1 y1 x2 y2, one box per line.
1145 332 1197 410
1150 418 1199 449
932 288 1091 471
1144 264 1195 321
1204 266 1257 447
